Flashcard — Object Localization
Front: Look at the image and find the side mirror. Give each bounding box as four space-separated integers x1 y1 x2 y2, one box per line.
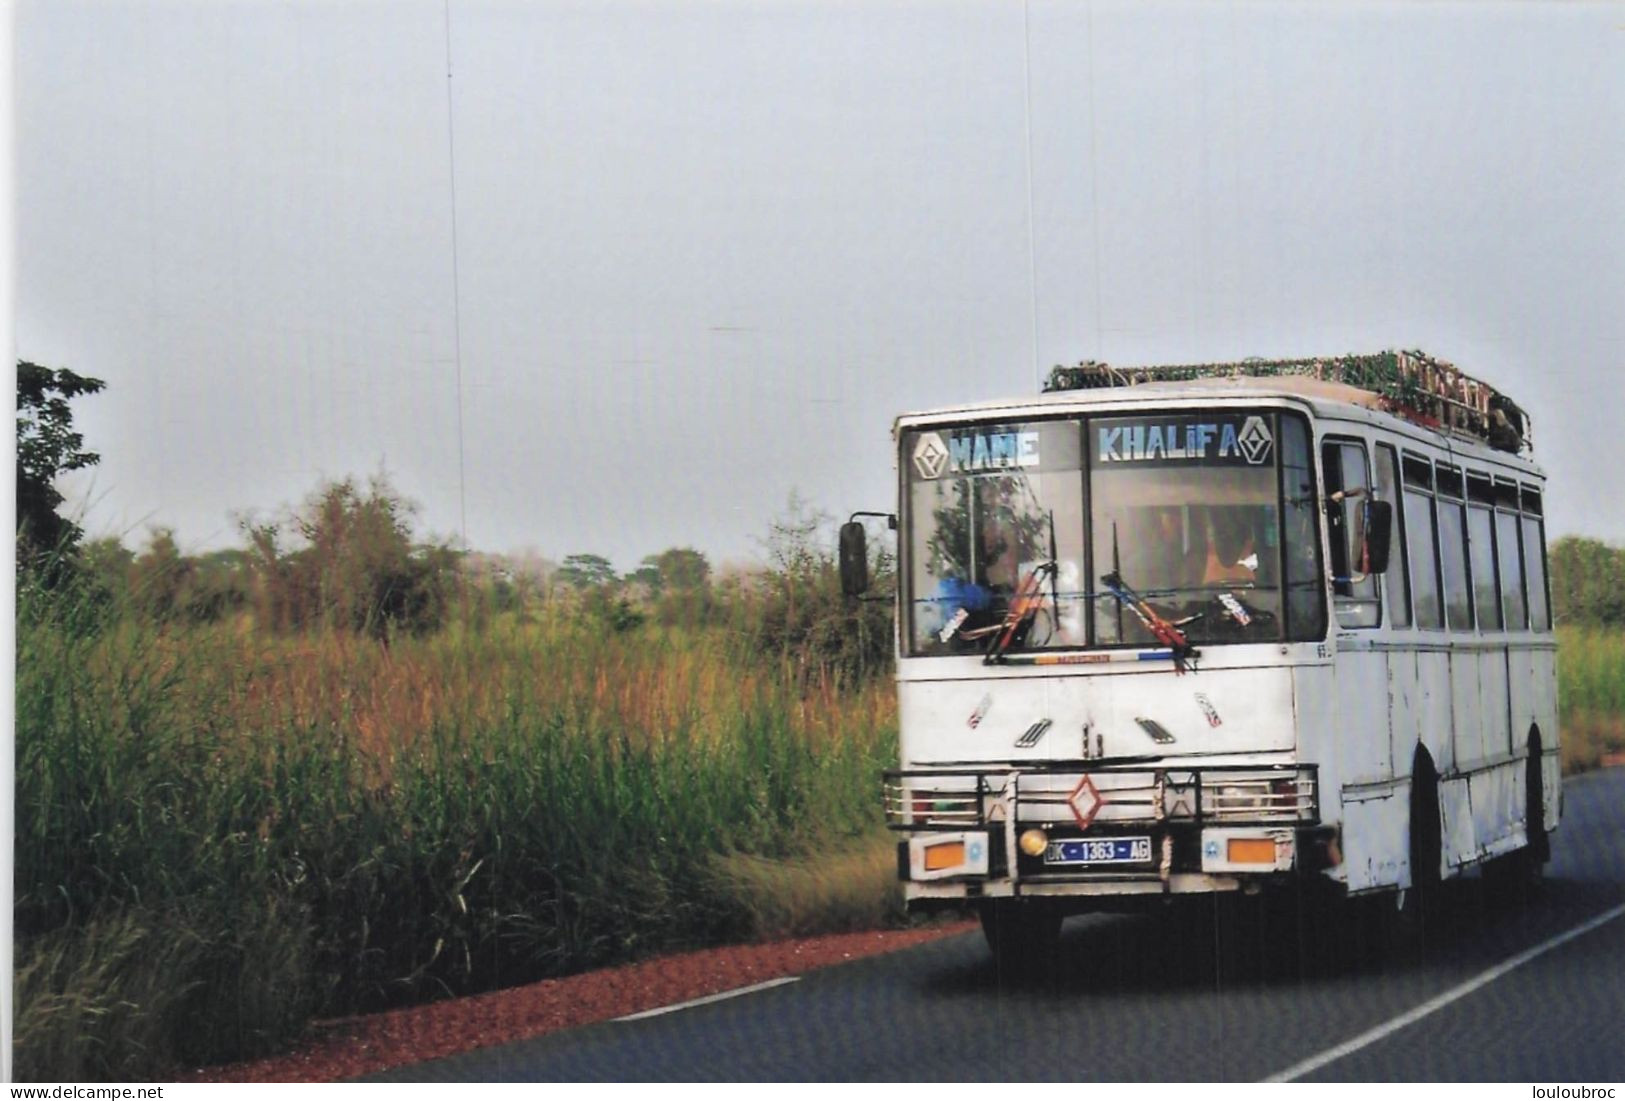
839 521 869 596
1364 500 1393 576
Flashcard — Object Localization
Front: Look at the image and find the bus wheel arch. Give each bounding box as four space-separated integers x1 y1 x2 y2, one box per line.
1390 748 1442 952
1408 748 1443 895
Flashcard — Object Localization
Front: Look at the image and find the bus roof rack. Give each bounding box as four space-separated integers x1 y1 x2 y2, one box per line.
1043 349 1531 454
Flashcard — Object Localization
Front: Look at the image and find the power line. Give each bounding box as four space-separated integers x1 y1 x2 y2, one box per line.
443 0 468 547
1022 0 1040 391
1086 0 1104 362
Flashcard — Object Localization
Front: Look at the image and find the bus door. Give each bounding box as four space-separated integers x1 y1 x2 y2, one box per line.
1323 438 1391 785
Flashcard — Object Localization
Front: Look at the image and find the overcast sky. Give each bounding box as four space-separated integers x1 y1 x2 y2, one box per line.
16 1 1625 570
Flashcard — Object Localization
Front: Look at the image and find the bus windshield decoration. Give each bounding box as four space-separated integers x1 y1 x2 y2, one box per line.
870 350 1560 973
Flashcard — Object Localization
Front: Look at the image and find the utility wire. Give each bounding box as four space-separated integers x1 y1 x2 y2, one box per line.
1022 0 1040 391
443 0 468 547
1086 0 1104 362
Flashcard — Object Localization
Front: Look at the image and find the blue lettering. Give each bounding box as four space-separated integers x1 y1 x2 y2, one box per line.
1166 423 1186 459
1146 426 1166 459
990 433 1014 465
1099 427 1122 462
1197 424 1217 456
1219 423 1239 458
949 437 974 470
1128 425 1146 460
973 435 989 468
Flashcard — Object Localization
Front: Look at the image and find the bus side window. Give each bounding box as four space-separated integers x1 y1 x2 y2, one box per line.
1374 444 1410 629
1436 464 1474 631
1467 474 1501 631
1403 455 1445 630
1521 485 1552 632
1322 439 1379 628
1495 480 1528 630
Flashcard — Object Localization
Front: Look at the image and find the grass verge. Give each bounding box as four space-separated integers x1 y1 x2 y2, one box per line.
13 590 898 1079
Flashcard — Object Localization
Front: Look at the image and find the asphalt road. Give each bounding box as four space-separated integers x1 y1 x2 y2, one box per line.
376 767 1625 1082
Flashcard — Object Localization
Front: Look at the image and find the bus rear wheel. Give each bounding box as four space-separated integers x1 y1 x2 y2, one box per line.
1485 735 1548 904
979 900 1063 977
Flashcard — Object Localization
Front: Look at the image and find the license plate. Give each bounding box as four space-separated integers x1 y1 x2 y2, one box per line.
1044 836 1154 865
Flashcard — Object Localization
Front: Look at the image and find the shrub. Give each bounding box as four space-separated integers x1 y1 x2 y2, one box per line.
244 476 459 639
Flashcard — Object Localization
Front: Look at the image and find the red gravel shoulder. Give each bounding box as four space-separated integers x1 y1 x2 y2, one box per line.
188 921 974 1083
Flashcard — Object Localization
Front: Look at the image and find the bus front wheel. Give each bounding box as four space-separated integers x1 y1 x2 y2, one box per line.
1393 758 1442 954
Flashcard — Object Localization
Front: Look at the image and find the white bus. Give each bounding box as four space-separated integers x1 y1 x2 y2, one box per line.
840 352 1559 968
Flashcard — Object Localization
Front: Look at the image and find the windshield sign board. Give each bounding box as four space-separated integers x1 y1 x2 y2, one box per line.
1095 414 1274 468
910 421 1082 480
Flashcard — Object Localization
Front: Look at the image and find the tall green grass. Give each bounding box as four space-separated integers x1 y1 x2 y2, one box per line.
13 588 897 1079
1558 625 1625 773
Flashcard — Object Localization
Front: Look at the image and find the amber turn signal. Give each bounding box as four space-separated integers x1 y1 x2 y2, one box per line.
1227 837 1277 864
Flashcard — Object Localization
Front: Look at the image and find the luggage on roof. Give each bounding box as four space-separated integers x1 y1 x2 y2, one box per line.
1042 349 1530 454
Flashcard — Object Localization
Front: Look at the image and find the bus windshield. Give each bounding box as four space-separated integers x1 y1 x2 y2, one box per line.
902 410 1322 656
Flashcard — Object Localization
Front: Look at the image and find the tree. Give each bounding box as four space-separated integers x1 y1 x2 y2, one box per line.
637 546 714 627
80 536 135 598
244 475 459 638
16 361 106 574
555 553 618 591
645 547 710 592
740 491 895 689
1549 536 1625 627
129 528 194 622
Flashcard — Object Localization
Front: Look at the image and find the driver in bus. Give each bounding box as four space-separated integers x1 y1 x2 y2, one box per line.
1201 507 1262 586
1150 507 1207 596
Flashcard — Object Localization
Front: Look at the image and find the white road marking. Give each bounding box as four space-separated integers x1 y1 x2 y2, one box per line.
1265 901 1625 1082
613 976 801 1022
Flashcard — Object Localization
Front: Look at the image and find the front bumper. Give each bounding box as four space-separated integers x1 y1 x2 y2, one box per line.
885 760 1328 902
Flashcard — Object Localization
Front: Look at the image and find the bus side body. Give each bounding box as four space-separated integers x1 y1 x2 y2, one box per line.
1298 409 1558 898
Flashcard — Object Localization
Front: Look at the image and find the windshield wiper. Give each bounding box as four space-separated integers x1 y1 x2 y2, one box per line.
980 561 1057 665
1099 570 1200 674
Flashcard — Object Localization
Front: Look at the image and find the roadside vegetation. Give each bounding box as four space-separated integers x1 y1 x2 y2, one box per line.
1550 537 1625 773
12 362 1625 1078
14 363 901 1079
15 580 899 1079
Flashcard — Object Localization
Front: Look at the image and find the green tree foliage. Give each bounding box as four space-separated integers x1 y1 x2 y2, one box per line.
640 546 714 627
740 492 894 689
80 536 135 598
554 552 644 629
555 553 618 590
16 361 105 577
129 528 193 622
126 533 253 625
246 476 460 638
187 549 253 622
645 546 711 591
1550 536 1625 627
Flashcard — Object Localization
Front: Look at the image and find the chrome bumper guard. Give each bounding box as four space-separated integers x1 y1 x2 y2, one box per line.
883 762 1320 832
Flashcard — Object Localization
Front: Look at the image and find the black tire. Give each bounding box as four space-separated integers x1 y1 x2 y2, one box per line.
979 900 1063 978
1485 736 1548 905
1526 733 1551 864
